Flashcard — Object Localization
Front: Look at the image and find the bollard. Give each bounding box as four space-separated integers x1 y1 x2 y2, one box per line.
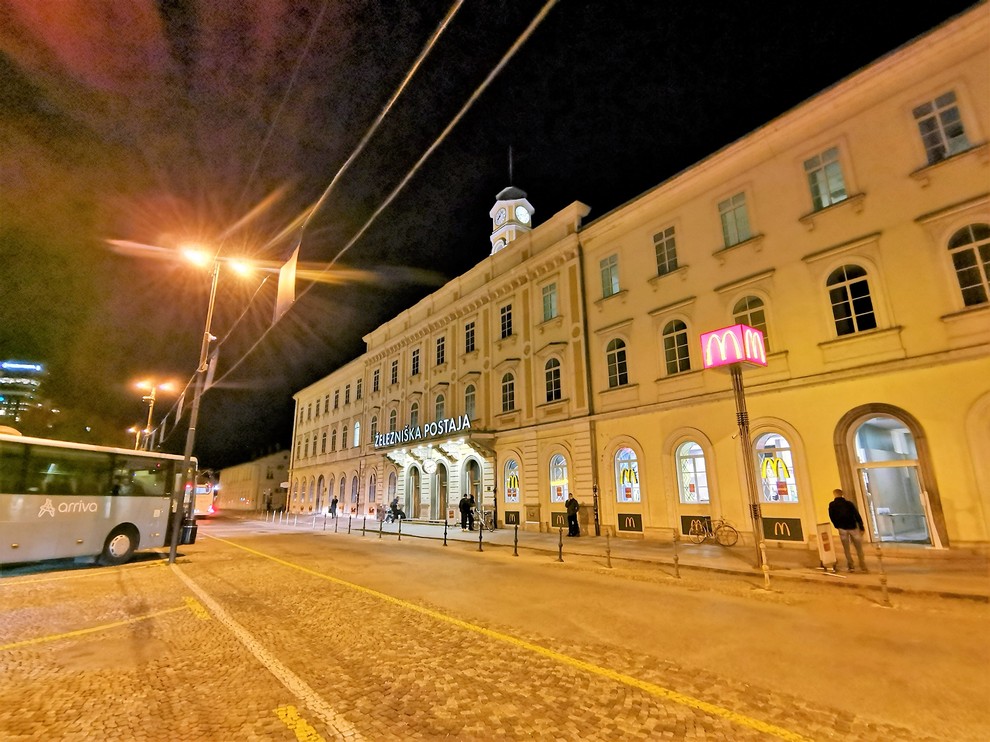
348 517 352 534
324 514 327 531
313 516 317 530
759 540 771 590
398 518 402 541
672 527 681 579
557 527 564 562
478 519 484 552
334 516 339 533
362 517 367 537
294 514 298 527
875 542 891 608
513 524 519 557
443 519 448 547
605 530 613 569
379 519 383 540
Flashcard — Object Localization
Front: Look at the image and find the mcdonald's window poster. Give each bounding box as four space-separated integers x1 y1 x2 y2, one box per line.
677 441 710 503
755 433 798 502
614 447 641 502
550 453 568 502
504 459 520 503
700 323 767 369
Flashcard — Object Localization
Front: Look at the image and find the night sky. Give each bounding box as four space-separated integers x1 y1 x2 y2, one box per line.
0 0 979 468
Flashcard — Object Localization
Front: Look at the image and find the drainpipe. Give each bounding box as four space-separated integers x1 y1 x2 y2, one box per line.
575 234 601 536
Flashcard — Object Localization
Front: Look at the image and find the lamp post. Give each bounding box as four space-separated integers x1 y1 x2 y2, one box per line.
127 426 142 450
136 380 174 451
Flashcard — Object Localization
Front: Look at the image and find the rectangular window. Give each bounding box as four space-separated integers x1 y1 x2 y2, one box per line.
344 385 351 405
324 395 329 414
804 147 847 210
500 305 512 339
654 226 678 276
719 193 751 247
600 254 620 297
436 337 445 366
390 360 398 385
333 390 339 409
465 321 476 353
373 369 380 392
307 403 312 421
542 283 558 322
411 348 420 376
913 91 970 164
355 379 362 400
501 376 514 412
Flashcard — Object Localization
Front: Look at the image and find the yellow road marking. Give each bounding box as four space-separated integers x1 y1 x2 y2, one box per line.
211 536 813 742
276 705 326 742
0 606 187 651
0 559 165 586
184 596 211 620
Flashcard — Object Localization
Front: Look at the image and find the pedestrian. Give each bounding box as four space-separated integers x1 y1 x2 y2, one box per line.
330 496 338 518
390 496 405 520
467 493 476 531
566 492 580 536
459 494 470 531
828 488 868 572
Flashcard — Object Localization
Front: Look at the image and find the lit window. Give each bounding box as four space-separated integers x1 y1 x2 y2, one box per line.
465 321 476 353
948 224 990 307
435 394 445 420
606 339 628 388
615 447 640 502
804 147 847 210
600 254 620 297
732 296 770 353
410 402 419 428
676 441 709 504
654 226 678 276
542 283 558 321
662 320 691 375
465 385 476 420
719 192 751 247
353 421 360 447
500 305 513 339
755 433 798 503
545 359 561 402
549 453 568 503
501 373 515 413
827 265 877 336
504 459 520 503
913 91 970 164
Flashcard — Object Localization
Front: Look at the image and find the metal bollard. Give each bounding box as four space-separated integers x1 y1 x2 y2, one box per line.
513 524 519 557
557 527 564 562
605 530 612 569
478 519 483 552
294 514 298 527
348 517 352 534
672 527 681 579
443 519 448 547
312 516 317 530
397 518 402 541
759 540 771 590
334 516 339 533
875 542 891 608
362 517 367 537
379 519 383 539
324 514 327 531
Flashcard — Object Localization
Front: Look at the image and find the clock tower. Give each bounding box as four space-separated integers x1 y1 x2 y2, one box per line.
489 186 534 254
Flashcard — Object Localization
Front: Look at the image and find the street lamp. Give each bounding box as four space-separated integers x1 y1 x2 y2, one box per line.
127 425 142 450
135 380 174 451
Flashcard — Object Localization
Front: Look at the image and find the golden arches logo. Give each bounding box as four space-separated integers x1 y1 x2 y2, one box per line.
619 467 639 485
703 330 743 366
773 521 791 537
760 456 790 480
742 328 767 365
623 516 637 528
506 474 519 489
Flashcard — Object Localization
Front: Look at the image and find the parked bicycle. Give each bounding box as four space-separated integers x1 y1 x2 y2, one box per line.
475 507 495 532
687 517 739 546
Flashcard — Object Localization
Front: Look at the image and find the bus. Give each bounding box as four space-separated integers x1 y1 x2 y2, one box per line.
0 432 193 566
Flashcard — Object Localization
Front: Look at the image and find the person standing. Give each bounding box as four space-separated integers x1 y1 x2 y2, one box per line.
330 496 338 519
467 493 476 531
828 488 868 572
459 494 471 531
566 493 580 537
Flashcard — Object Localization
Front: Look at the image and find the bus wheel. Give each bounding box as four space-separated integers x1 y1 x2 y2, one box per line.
100 526 137 566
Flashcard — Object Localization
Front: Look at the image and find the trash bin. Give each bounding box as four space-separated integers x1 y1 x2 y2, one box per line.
180 518 198 545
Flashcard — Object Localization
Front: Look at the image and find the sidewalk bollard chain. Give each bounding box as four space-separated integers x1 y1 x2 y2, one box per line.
558 527 564 563
605 530 612 569
443 519 448 547
513 524 518 557
672 527 681 579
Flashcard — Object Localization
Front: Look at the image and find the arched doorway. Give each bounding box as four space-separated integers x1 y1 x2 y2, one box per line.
837 406 946 547
407 467 421 518
431 462 448 520
464 459 482 503
316 475 325 512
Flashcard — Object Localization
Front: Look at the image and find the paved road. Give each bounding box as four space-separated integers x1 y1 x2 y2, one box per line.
1 517 986 741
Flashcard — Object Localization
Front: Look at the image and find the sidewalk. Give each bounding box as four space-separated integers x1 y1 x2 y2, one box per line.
247 513 990 602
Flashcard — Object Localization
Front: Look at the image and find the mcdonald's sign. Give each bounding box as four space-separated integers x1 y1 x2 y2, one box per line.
617 513 643 532
760 456 790 480
761 517 804 542
504 511 520 525
700 324 767 369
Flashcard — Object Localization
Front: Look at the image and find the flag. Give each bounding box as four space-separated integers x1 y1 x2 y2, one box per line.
273 244 299 323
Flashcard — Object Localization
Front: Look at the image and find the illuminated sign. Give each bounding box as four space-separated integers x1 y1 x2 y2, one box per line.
761 517 804 542
700 324 767 369
1 361 44 372
760 457 790 480
617 513 643 532
374 414 471 449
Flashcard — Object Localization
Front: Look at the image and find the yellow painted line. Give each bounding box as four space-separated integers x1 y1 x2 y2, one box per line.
184 596 211 620
0 559 165 586
276 705 326 742
0 605 186 651
212 536 812 742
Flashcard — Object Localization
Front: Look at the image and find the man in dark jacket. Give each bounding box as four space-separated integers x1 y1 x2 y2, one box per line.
459 494 470 531
828 488 868 572
565 493 580 536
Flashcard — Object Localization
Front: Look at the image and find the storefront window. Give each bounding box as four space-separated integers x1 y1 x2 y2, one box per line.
755 432 798 502
614 447 640 502
676 441 709 504
550 453 568 503
505 459 520 503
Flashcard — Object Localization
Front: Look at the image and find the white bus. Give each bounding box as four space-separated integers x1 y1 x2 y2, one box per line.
0 432 192 566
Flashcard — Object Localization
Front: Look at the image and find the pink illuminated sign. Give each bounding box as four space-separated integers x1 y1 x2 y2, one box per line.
700 324 767 369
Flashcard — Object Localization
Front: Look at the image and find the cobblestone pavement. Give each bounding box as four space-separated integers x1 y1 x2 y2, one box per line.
1 520 986 741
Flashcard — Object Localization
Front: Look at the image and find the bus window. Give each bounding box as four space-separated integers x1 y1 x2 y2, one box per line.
26 446 112 496
113 455 170 497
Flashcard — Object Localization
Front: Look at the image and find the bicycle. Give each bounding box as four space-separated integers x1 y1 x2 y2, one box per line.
475 507 495 532
687 517 739 546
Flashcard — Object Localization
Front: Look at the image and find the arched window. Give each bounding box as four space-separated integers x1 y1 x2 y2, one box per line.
504 459 520 503
549 453 568 503
410 402 419 428
304 436 310 458
327 477 334 504
435 394 445 421
676 442 709 504
330 427 337 451
353 421 360 447
351 475 359 504
388 471 397 500
948 223 990 307
662 320 691 375
606 339 628 388
321 431 327 454
614 447 640 502
368 473 377 503
827 265 877 336
370 415 378 441
733 296 770 353
291 480 299 504
545 359 561 402
465 385 476 420
388 409 397 432
501 373 515 413
755 432 798 503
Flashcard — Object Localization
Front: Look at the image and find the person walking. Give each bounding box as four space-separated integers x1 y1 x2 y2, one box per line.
329 496 338 519
565 493 581 536
459 494 471 531
828 488 869 572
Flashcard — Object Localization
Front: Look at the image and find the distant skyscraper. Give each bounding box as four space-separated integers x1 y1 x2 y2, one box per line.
0 360 46 423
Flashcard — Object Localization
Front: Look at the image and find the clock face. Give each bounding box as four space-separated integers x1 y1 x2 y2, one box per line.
493 238 506 251
495 207 507 226
515 205 531 224
423 459 437 474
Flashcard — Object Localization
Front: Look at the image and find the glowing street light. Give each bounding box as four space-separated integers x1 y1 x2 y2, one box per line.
135 379 174 451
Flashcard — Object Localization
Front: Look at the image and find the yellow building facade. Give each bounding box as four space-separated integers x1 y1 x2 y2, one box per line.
289 6 989 553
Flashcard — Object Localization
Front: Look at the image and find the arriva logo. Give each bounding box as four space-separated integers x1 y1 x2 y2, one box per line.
38 498 98 517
